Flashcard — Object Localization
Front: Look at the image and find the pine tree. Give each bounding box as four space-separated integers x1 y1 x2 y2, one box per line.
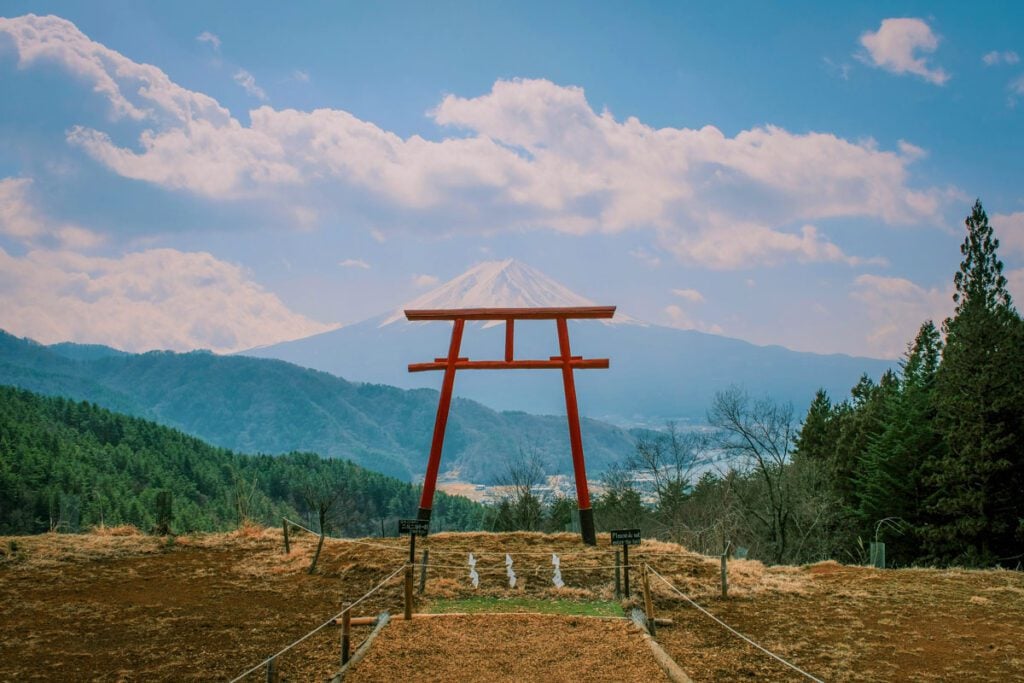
856 322 944 563
794 389 835 462
926 200 1024 566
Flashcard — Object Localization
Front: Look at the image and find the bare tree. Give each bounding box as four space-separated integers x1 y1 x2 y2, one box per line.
494 446 548 531
232 473 259 527
708 386 799 564
302 472 344 574
675 471 744 555
628 422 705 538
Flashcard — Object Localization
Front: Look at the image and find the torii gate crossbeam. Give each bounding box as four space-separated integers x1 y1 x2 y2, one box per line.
406 306 614 545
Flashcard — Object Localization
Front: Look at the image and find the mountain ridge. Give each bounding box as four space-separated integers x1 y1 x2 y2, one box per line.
0 329 638 482
243 259 894 422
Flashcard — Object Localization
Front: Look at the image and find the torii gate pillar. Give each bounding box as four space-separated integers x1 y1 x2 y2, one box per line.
406 306 614 546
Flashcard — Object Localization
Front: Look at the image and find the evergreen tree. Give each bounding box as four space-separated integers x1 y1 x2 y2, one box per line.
925 200 1024 566
856 322 944 563
793 389 835 462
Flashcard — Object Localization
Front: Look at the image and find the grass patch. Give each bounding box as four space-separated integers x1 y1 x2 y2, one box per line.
426 596 624 617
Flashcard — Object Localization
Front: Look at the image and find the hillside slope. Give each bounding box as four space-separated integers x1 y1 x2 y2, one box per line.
0 385 483 535
0 331 636 482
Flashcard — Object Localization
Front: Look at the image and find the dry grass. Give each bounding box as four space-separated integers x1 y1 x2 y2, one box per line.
2 527 1022 682
346 614 667 682
88 523 143 536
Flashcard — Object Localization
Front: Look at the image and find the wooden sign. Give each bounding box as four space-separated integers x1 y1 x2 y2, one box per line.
398 519 430 536
611 528 641 546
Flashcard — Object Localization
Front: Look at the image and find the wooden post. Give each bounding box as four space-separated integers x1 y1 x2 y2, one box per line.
720 553 728 599
418 549 429 594
266 656 278 683
642 565 656 637
282 518 290 555
623 543 630 598
404 565 414 620
340 608 351 666
614 550 622 599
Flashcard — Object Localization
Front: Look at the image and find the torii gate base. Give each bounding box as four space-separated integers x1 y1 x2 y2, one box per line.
406 306 615 546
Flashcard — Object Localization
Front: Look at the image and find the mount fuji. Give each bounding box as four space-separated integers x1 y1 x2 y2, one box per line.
243 259 892 424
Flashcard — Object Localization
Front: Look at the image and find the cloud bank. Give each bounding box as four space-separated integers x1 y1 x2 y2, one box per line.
0 14 949 272
0 246 337 353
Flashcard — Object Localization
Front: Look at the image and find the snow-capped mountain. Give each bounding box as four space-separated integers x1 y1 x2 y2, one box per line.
242 259 892 423
381 259 639 326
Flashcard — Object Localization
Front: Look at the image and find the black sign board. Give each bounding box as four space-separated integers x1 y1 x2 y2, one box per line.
398 519 430 536
610 528 641 546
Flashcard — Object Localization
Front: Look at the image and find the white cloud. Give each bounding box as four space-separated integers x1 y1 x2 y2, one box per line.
1007 268 1024 302
859 18 949 85
0 15 947 270
1010 75 1024 96
850 274 951 358
0 176 103 248
629 247 661 268
339 258 370 269
196 31 221 51
897 140 927 160
291 69 310 83
663 304 722 335
993 211 1024 258
0 14 230 122
671 288 704 303
233 69 267 101
0 246 336 353
982 50 1019 66
369 228 387 243
412 274 439 288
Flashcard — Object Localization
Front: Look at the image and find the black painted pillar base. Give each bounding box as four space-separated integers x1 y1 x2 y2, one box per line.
580 507 596 546
417 506 432 523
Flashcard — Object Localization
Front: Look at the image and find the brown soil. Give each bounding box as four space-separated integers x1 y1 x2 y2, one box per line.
345 614 667 682
2 529 1022 682
647 561 1024 682
0 527 404 681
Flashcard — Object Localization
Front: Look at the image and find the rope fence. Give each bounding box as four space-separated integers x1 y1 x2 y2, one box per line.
280 517 690 558
418 563 636 572
645 564 824 683
228 563 407 682
234 525 829 681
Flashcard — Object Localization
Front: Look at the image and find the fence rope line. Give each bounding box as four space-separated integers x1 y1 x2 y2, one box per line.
646 564 824 683
282 519 679 557
418 563 638 571
228 563 407 683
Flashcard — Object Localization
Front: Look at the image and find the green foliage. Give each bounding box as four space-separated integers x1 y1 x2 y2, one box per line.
925 200 1024 565
0 333 637 483
790 201 1024 568
0 385 485 536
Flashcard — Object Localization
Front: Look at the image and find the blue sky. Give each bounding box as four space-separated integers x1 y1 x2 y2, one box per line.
0 2 1022 358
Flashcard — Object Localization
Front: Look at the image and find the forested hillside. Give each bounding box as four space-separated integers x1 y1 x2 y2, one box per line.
0 386 484 535
502 202 1024 569
0 335 637 482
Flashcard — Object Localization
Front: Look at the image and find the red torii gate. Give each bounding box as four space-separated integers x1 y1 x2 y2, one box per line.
406 305 614 546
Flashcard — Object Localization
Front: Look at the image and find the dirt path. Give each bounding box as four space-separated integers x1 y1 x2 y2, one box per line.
345 614 669 682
